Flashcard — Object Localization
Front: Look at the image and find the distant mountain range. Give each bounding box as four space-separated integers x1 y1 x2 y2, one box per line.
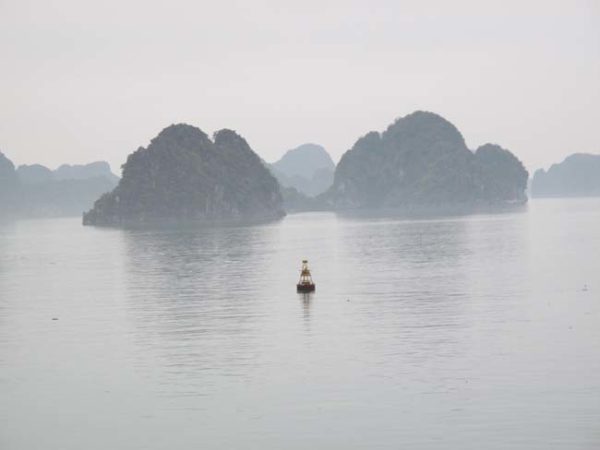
17 161 120 185
269 143 335 197
531 153 600 198
0 152 119 218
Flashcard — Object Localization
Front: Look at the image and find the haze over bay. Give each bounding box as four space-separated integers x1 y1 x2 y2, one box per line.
1 1 600 449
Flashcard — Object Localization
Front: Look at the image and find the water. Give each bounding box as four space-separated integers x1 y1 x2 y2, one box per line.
1 198 599 449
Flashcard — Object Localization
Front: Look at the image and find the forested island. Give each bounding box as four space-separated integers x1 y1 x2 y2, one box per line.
531 153 600 198
4 112 531 224
83 124 285 226
325 111 528 211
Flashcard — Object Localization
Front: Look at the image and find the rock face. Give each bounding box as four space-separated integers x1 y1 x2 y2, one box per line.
327 111 528 210
474 144 529 202
83 124 285 226
531 153 600 198
270 143 335 197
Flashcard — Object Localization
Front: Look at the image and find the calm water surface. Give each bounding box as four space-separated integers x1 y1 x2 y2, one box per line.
1 199 599 449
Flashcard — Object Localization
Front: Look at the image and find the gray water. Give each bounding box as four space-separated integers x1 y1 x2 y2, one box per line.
1 198 599 449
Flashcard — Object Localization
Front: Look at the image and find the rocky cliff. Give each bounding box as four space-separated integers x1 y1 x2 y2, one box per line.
474 144 528 203
83 124 285 226
327 111 528 210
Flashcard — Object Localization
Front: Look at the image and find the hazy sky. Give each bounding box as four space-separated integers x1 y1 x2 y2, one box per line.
1 0 598 175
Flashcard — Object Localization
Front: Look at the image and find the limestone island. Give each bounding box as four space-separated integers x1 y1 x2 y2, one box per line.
83 124 285 227
531 153 600 198
324 111 528 212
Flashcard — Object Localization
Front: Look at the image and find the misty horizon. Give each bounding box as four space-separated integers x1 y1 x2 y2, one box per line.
2 2 600 449
4 110 600 177
1 0 599 175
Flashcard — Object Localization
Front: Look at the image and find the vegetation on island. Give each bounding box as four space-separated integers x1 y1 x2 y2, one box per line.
325 111 528 211
83 124 285 226
3 111 533 222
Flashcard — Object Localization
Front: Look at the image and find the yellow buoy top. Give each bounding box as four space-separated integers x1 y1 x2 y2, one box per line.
299 260 314 284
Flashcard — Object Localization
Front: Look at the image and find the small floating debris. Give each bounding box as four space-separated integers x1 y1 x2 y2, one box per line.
52 318 58 321
296 259 316 293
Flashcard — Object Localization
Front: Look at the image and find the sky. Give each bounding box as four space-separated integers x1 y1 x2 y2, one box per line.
1 0 598 175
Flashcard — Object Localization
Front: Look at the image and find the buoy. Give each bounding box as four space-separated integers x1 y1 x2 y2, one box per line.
296 260 316 293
